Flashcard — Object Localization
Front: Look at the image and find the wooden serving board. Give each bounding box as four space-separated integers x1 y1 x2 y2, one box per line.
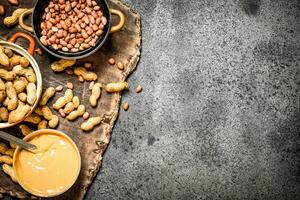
0 0 141 199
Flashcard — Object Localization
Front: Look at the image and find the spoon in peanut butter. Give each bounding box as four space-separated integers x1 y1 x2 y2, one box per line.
0 130 37 151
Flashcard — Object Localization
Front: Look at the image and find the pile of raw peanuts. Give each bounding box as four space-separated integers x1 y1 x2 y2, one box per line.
40 0 106 52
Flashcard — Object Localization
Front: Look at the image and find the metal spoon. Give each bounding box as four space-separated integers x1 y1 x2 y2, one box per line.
0 130 37 151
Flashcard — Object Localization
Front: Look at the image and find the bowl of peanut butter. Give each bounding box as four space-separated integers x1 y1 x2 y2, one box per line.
13 129 81 197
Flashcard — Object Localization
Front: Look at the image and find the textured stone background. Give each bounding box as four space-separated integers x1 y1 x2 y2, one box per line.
85 0 300 199
5 0 300 199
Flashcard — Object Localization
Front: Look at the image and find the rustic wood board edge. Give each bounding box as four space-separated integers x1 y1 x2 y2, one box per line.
77 1 142 199
0 0 141 198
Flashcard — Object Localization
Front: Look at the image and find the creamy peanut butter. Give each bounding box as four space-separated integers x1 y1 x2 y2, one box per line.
14 131 80 197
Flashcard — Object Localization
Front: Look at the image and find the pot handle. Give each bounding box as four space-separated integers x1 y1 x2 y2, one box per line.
109 9 125 33
19 8 34 33
8 32 36 56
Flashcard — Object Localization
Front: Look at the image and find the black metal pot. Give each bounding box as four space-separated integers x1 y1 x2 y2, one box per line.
32 0 125 59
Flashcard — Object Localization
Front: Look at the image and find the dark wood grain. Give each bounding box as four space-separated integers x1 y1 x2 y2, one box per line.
0 0 141 199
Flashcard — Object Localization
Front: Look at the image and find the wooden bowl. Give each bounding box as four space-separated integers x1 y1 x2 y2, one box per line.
0 41 42 128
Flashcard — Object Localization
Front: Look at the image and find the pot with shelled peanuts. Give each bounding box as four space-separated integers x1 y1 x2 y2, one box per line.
32 0 126 59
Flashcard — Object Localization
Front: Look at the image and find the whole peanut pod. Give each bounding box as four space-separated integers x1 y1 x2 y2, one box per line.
66 105 85 121
6 82 18 110
3 164 17 183
42 106 53 121
48 115 59 128
81 116 101 131
26 83 37 105
0 107 8 122
53 89 73 110
4 8 28 27
40 87 56 106
105 82 128 93
19 124 33 136
38 120 48 130
89 83 102 107
63 102 75 114
0 46 10 67
8 101 31 123
51 59 76 72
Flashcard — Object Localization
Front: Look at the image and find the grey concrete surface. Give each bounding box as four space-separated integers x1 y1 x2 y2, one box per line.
85 0 300 199
5 0 300 199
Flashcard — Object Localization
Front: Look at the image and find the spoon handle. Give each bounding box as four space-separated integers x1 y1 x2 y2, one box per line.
0 131 37 150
